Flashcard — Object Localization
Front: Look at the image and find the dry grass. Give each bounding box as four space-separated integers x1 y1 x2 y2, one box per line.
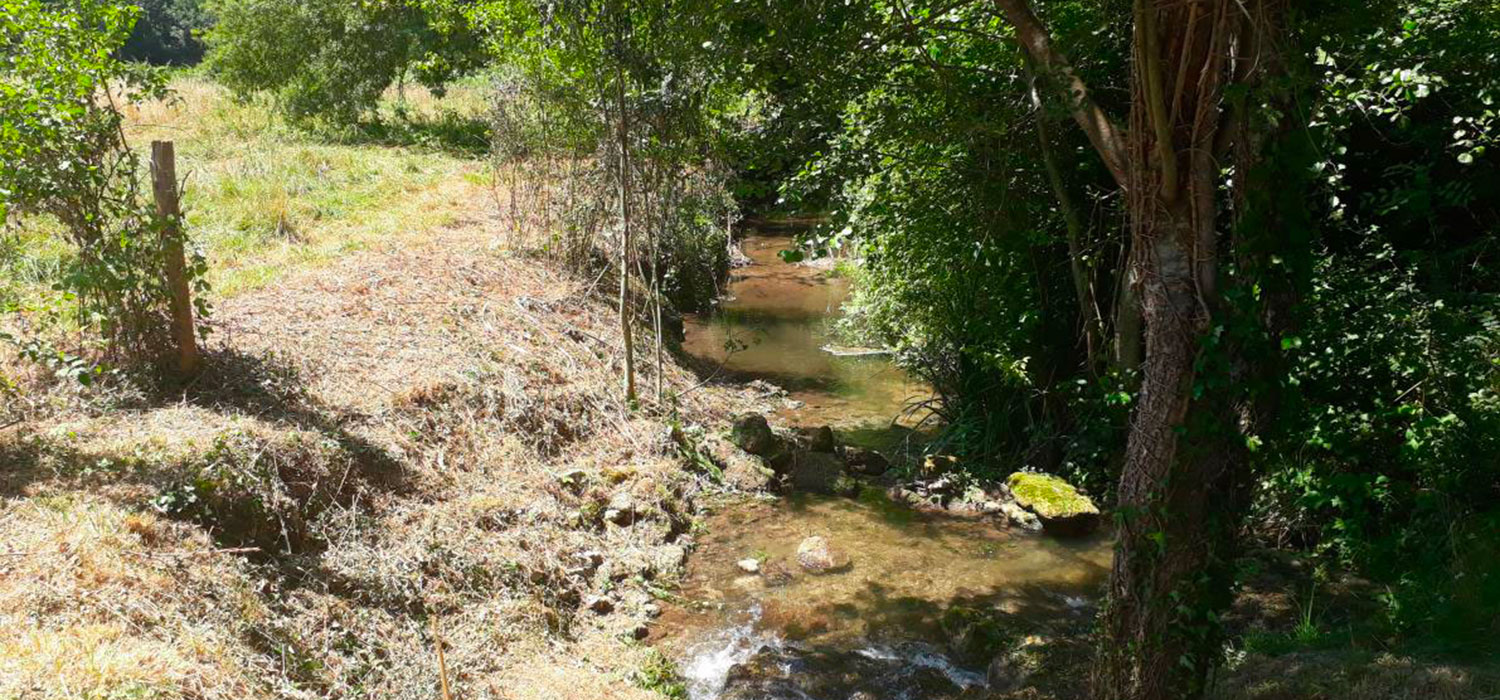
0 498 282 699
1 77 770 700
1215 652 1500 700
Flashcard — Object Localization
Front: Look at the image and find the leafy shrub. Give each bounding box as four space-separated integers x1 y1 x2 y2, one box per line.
205 0 484 125
1 0 209 366
120 0 211 66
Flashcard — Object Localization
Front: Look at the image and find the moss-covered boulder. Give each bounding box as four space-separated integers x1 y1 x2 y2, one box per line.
1006 472 1101 537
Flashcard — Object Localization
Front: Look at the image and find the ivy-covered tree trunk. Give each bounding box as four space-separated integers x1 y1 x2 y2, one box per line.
1098 1 1295 697
994 0 1289 697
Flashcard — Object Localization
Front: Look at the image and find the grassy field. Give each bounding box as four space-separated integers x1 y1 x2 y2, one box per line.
2 74 491 305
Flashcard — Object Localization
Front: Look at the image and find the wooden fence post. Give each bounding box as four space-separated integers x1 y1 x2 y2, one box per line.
150 141 200 377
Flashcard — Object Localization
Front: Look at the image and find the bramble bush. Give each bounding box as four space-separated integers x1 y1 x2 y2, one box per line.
1 0 209 371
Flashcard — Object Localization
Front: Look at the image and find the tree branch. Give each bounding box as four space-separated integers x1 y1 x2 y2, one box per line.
992 0 1128 187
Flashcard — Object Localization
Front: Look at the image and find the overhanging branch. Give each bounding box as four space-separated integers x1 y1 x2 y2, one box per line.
992 0 1128 187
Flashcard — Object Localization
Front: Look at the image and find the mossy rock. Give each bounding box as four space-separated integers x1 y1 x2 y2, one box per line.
1006 472 1101 537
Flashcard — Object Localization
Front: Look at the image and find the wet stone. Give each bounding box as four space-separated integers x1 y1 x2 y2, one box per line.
731 414 780 457
1001 501 1043 532
795 536 851 574
845 447 891 476
788 452 846 495
805 425 836 453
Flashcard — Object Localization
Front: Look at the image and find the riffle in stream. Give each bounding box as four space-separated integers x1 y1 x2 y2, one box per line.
671 222 1112 700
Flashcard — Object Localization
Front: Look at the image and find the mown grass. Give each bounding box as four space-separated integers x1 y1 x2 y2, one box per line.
1 72 491 308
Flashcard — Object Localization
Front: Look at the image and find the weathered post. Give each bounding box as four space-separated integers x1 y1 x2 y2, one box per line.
150 141 201 376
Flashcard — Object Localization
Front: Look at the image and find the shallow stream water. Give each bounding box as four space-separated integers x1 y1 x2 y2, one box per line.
672 223 1112 700
681 227 925 434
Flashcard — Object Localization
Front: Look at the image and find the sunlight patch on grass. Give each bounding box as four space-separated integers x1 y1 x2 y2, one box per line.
105 76 490 298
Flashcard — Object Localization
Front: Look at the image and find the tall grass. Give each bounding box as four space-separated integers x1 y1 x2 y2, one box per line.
7 74 493 301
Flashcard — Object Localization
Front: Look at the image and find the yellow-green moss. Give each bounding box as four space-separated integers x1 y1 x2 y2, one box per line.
1006 472 1099 519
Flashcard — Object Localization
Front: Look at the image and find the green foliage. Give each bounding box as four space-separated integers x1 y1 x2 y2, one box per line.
205 0 484 125
453 0 739 311
630 648 687 699
1 0 208 366
741 0 1130 474
120 0 211 65
1246 0 1500 650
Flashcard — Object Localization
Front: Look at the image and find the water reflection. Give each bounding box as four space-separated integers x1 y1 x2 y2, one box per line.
682 228 929 433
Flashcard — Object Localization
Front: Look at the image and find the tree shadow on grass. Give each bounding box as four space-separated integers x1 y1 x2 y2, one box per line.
345 110 492 158
0 347 412 558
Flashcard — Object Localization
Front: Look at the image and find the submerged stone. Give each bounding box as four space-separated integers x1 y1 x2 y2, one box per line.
788 451 846 495
795 535 851 573
1006 472 1101 536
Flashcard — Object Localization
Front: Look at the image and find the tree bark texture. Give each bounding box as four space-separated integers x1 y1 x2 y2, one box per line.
614 52 637 404
993 0 1290 698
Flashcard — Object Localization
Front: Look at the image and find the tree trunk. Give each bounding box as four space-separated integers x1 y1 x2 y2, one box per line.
1095 1 1257 698
995 0 1292 695
614 55 637 404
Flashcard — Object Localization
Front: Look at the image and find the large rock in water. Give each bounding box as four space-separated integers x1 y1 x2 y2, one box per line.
788 451 851 495
1006 472 1101 536
795 535 851 573
730 414 780 456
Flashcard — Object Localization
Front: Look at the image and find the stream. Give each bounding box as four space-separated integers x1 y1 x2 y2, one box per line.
671 222 1113 700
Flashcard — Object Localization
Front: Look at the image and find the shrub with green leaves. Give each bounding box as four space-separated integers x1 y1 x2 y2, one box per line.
1 0 207 367
205 0 484 125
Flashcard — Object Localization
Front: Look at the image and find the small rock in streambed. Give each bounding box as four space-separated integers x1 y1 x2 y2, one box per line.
737 558 761 574
1001 501 1043 532
832 475 862 498
643 603 661 618
796 535 851 574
